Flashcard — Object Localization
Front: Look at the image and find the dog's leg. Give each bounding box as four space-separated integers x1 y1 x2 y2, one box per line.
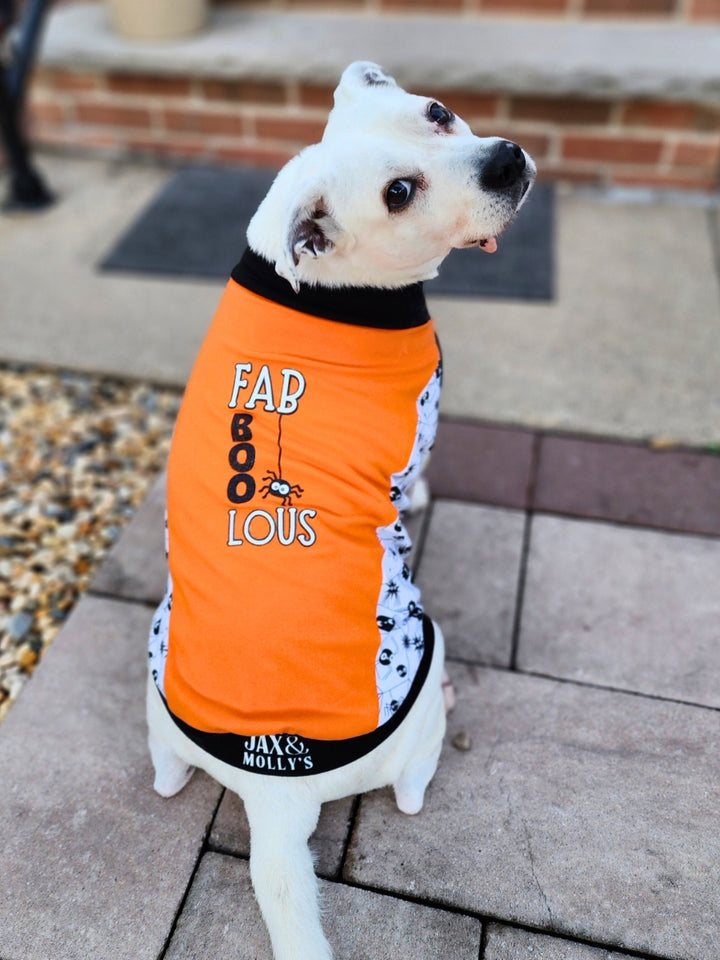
244 788 331 960
146 676 195 797
393 655 447 815
393 739 443 816
148 729 195 798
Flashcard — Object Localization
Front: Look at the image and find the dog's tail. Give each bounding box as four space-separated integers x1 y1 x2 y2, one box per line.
244 787 332 960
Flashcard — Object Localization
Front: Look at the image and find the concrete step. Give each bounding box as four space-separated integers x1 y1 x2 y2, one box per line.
40 3 720 103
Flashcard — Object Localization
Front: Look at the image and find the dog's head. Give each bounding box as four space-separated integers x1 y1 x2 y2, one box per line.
247 61 536 291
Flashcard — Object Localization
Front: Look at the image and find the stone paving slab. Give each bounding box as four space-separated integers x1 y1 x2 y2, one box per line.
416 501 525 666
518 515 720 707
534 435 720 537
0 594 222 960
345 662 720 960
209 790 356 879
484 924 632 959
91 470 168 604
164 850 482 960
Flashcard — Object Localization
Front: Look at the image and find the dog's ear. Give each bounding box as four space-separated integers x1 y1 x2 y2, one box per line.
275 198 342 293
333 61 398 106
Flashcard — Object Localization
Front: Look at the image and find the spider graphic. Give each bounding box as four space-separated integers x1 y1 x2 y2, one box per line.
260 470 304 506
384 579 400 601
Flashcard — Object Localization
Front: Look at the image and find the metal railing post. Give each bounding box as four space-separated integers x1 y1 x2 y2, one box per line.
0 0 54 210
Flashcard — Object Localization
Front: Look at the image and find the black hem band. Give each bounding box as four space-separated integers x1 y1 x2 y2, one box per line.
231 248 431 330
160 615 435 777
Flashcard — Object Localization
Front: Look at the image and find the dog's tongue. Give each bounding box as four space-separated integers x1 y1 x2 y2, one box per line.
478 237 498 254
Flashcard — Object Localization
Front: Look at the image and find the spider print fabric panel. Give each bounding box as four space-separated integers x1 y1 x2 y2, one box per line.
375 358 441 723
153 275 441 747
149 514 172 692
149 574 172 692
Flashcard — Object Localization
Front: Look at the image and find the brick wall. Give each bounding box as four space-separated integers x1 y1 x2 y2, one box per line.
29 68 720 191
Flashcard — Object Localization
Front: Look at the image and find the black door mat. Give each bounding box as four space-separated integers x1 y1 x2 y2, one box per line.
101 166 554 301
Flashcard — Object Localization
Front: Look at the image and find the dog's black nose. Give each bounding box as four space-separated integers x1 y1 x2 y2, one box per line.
479 140 527 191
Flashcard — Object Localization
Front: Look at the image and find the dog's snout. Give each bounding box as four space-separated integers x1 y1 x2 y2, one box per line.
479 140 527 192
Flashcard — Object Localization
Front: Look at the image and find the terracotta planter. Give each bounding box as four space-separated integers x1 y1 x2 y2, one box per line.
106 0 207 40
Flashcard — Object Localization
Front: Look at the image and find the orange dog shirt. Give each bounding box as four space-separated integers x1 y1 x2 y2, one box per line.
149 249 441 775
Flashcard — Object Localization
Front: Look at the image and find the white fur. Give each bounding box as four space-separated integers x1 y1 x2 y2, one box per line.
148 60 535 960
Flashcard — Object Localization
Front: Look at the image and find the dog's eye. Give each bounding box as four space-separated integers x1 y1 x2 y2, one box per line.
385 179 416 211
427 102 454 126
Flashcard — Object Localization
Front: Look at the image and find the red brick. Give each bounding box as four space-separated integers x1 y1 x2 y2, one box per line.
510 96 612 125
34 69 100 92
483 0 569 10
75 102 152 128
479 129 552 159
689 0 720 17
163 108 244 136
213 144 295 169
562 133 664 164
106 74 192 97
381 0 463 8
28 99 66 126
254 115 327 145
298 84 335 111
430 91 500 120
671 139 720 169
622 100 720 132
202 79 287 105
583 0 676 12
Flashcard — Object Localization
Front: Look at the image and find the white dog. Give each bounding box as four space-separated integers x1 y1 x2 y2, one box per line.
147 61 535 960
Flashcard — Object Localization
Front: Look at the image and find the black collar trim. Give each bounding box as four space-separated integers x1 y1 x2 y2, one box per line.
231 248 430 330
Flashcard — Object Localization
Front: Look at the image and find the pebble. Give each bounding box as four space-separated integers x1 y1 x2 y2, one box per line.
0 364 180 723
451 731 472 752
6 612 33 642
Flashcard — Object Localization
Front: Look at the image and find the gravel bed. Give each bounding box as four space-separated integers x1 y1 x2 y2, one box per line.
0 364 180 724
